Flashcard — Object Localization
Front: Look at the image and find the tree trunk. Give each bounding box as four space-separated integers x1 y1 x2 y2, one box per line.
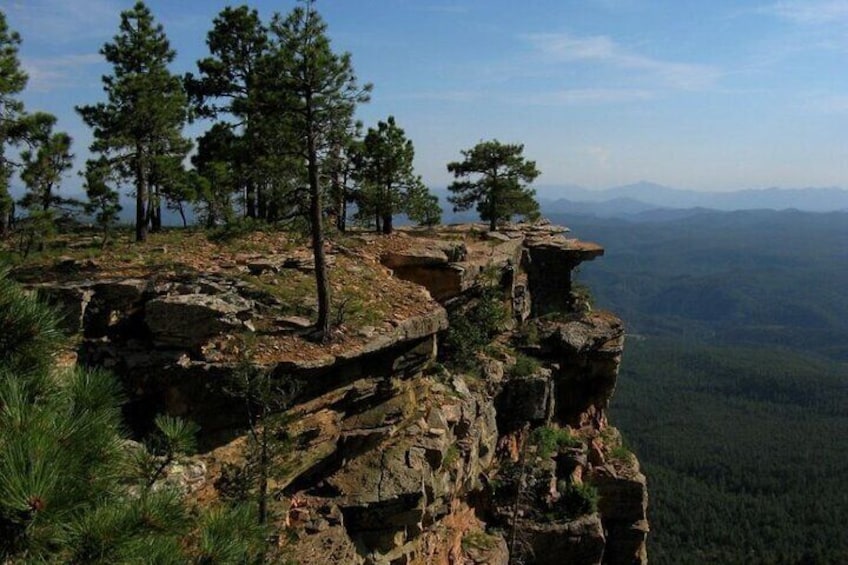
257 181 266 220
135 146 148 242
150 185 162 233
490 216 497 232
258 415 268 525
308 132 331 340
337 196 347 232
382 213 393 235
246 179 256 218
42 187 52 211
178 202 187 228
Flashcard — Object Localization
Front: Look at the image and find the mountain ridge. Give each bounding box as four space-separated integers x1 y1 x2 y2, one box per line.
533 181 848 214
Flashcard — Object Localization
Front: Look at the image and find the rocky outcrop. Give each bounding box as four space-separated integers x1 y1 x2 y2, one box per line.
146 293 254 347
535 312 626 428
22 222 647 564
524 235 604 317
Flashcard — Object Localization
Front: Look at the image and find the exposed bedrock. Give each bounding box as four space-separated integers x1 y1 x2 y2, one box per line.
23 223 646 564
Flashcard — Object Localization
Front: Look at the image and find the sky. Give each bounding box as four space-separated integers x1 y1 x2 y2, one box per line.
3 0 848 198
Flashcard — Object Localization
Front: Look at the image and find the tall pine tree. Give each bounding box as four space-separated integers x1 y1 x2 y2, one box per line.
77 1 190 242
0 12 29 236
186 5 269 220
264 0 371 339
354 116 434 234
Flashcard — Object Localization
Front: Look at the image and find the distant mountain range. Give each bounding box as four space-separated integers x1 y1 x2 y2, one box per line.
102 181 848 226
533 181 848 218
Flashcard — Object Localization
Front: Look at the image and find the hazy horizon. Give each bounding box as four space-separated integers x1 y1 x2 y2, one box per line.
4 0 848 196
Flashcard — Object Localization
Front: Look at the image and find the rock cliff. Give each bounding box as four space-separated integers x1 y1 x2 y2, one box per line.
19 223 647 564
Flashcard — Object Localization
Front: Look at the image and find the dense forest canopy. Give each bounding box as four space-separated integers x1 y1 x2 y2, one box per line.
559 209 848 563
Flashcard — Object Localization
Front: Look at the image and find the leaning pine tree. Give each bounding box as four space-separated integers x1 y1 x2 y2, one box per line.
447 139 540 231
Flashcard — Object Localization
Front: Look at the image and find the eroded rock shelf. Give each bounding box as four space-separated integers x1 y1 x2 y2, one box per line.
20 223 647 565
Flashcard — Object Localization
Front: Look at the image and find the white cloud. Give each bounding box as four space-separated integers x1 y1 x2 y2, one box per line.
2 0 120 44
525 32 721 90
396 87 655 107
523 88 655 105
585 145 612 167
397 90 481 102
765 1 848 25
21 53 104 92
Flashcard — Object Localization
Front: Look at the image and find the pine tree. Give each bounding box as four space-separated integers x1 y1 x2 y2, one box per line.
354 116 435 234
264 0 371 340
0 270 129 559
447 140 540 231
191 123 239 227
77 1 190 242
0 271 267 562
82 157 122 247
19 113 74 213
0 11 29 236
324 120 361 232
406 181 442 227
186 5 269 220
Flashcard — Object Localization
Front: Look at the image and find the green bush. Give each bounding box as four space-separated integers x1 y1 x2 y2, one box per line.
530 426 581 459
443 288 507 370
515 322 540 346
508 354 541 378
206 217 268 243
556 482 599 519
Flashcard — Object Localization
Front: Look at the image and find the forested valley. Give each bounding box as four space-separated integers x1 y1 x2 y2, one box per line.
556 209 848 563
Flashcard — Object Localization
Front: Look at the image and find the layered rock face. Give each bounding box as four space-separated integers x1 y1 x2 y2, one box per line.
26 223 647 564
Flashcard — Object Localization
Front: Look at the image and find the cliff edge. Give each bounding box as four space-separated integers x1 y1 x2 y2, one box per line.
18 222 648 564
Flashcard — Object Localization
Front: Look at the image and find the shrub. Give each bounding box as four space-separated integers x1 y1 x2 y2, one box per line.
462 530 499 552
443 288 507 370
556 482 599 519
515 322 540 346
206 217 267 243
508 354 541 378
530 426 581 459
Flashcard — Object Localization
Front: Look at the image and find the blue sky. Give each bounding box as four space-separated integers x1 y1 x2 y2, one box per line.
3 0 848 198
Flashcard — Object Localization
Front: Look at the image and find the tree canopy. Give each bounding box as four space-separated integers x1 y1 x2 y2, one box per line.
186 5 269 220
354 115 436 234
77 1 190 242
262 0 371 339
19 113 74 213
0 12 32 235
447 140 540 231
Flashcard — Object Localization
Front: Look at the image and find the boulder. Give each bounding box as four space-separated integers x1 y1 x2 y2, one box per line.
381 247 449 269
495 369 554 432
145 293 254 348
516 514 606 565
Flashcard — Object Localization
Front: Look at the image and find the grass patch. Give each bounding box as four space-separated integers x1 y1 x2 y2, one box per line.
507 354 541 378
553 482 599 520
530 426 582 459
461 530 499 552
